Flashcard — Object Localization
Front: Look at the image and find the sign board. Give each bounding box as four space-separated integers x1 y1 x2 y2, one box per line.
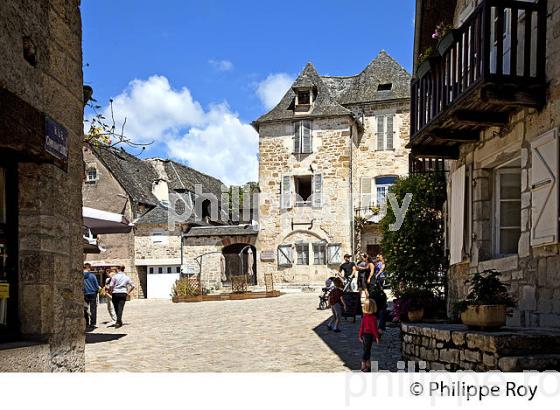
0 283 9 299
44 116 69 161
260 250 275 262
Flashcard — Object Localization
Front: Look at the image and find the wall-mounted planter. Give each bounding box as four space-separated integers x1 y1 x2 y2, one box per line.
437 29 461 56
416 57 438 79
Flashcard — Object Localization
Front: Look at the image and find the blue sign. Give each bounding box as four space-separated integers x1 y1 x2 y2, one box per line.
44 116 69 161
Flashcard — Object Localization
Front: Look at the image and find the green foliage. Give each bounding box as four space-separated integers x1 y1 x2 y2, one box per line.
379 173 447 297
453 269 517 315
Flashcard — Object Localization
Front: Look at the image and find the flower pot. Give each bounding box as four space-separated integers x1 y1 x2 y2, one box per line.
407 307 425 322
416 57 438 79
437 29 461 56
461 305 507 329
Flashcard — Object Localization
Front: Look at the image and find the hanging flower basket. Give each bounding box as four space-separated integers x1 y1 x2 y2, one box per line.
437 29 461 56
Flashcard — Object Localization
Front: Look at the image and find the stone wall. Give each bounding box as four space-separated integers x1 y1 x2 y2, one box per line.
82 146 140 298
257 101 410 284
401 323 560 371
447 1 560 328
0 0 85 370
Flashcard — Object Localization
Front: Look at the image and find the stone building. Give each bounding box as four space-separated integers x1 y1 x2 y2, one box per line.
253 51 411 284
409 0 560 328
0 1 85 371
83 144 241 298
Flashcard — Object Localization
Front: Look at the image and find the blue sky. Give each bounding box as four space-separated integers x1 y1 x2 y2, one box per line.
82 0 415 185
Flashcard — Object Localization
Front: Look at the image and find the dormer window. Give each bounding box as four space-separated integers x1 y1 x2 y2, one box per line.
294 87 314 113
85 166 98 183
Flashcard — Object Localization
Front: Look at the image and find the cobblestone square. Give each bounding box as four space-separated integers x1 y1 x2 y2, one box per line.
86 293 402 372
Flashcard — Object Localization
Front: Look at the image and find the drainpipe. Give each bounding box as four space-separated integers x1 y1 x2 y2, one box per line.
349 120 354 257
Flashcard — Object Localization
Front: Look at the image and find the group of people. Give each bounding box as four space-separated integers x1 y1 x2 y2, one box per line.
83 263 136 331
326 252 388 372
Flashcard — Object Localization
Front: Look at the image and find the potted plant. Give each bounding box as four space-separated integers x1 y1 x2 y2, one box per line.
393 288 439 323
407 298 425 322
416 47 438 78
432 22 460 56
455 270 516 330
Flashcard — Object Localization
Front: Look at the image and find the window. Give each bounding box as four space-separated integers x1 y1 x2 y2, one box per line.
86 167 97 183
297 90 311 105
376 115 395 151
176 267 181 273
295 243 309 265
495 163 521 256
327 243 342 264
167 267 172 274
277 245 293 267
149 267 154 274
158 267 163 274
377 83 392 92
313 242 326 265
375 176 396 208
294 120 312 154
294 176 313 207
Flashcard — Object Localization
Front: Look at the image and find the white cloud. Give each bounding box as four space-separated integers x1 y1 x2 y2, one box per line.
95 75 258 185
256 73 294 110
208 59 234 72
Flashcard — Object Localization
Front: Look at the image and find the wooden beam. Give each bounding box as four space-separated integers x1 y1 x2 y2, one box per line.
430 129 480 142
482 86 545 108
410 145 460 160
453 110 510 127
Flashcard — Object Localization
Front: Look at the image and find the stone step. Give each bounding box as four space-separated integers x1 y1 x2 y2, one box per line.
498 354 560 371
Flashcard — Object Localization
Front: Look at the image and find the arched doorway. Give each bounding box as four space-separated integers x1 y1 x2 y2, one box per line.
222 243 257 285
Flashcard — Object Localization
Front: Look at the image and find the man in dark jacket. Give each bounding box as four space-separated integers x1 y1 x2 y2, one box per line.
83 263 100 331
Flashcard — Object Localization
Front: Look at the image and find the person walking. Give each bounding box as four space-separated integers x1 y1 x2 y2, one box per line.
359 298 380 372
109 265 135 328
354 253 375 299
374 254 386 287
83 263 100 331
326 277 347 333
104 268 118 327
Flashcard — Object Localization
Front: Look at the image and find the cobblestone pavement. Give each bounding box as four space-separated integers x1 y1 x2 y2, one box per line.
86 292 402 372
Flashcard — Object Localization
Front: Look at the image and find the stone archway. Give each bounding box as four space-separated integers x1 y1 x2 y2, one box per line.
221 243 257 285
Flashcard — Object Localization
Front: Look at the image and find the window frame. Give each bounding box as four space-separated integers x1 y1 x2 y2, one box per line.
85 166 98 183
294 175 313 207
494 162 522 257
375 114 396 151
313 242 327 265
295 242 310 265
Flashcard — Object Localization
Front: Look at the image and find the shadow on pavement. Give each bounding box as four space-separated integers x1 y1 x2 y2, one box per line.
312 316 363 371
86 333 127 344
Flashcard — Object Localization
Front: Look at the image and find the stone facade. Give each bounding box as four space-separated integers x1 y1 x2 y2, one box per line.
0 0 85 371
401 323 560 371
445 0 560 328
255 52 411 285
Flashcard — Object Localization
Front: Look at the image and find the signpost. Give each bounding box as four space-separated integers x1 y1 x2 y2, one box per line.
44 116 69 161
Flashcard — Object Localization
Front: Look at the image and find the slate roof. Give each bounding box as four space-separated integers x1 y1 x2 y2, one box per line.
184 224 258 238
254 51 411 126
92 145 159 207
163 160 225 198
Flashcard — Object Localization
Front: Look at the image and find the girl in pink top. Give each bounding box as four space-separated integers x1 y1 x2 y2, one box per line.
359 298 380 372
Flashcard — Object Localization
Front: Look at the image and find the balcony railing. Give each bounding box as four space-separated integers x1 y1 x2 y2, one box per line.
410 0 547 156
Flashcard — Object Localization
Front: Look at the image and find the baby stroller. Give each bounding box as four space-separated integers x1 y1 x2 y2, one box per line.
318 276 336 310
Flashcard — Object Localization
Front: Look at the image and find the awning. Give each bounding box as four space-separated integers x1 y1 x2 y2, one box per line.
83 238 102 254
83 207 133 235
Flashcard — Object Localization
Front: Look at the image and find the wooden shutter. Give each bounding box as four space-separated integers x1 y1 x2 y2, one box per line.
386 116 394 150
281 175 292 209
376 116 385 150
312 173 323 208
294 122 301 154
277 245 293 266
449 165 466 265
361 177 372 207
531 129 559 246
302 121 312 153
327 244 341 264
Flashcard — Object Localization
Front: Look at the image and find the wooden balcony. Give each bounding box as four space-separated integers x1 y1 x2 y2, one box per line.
409 0 548 158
